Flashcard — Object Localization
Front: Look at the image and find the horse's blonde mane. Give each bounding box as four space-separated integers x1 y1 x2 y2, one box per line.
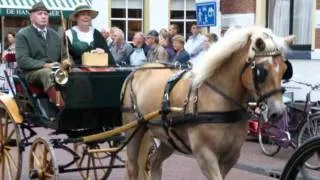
191 26 289 87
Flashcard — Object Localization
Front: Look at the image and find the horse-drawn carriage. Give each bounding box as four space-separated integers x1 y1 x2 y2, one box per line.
0 26 299 180
0 66 133 179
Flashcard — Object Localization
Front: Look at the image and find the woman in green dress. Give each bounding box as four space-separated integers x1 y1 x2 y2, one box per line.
66 4 115 66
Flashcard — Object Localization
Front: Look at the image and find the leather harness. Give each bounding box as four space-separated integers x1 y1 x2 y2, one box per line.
121 50 288 154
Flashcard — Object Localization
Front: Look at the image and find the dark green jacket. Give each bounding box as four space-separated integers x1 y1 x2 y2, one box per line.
16 25 65 71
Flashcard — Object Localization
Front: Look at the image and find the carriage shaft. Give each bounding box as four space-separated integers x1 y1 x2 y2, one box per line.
81 107 183 143
87 147 120 153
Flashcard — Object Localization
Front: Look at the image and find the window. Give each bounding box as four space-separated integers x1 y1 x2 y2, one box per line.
170 0 196 39
267 0 312 48
111 0 144 42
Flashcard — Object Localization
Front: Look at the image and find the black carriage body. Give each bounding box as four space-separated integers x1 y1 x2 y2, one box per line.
12 67 132 132
58 69 131 130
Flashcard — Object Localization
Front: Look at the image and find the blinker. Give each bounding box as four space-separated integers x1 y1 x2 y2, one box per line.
282 60 293 80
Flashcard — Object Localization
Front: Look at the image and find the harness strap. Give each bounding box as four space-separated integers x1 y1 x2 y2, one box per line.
161 69 192 154
257 87 285 104
169 110 248 126
204 81 248 111
148 109 248 127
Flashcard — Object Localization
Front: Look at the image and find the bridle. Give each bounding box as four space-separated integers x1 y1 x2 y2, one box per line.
241 47 286 106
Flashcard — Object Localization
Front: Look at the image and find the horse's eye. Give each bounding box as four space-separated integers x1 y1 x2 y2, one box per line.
253 66 268 83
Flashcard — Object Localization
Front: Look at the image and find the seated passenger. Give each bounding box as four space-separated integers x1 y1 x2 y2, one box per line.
15 1 68 109
66 4 115 66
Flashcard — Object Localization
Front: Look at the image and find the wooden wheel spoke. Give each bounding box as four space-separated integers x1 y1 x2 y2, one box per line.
44 172 54 178
0 121 4 144
91 154 99 180
86 155 92 179
42 145 48 168
78 152 86 168
32 152 42 169
3 115 9 143
94 153 107 174
45 158 53 170
4 150 17 172
4 155 13 180
5 129 15 144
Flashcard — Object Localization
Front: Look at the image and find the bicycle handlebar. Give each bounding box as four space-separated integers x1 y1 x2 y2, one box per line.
286 80 320 91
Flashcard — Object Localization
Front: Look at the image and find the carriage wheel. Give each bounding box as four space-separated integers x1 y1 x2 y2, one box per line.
74 140 117 180
297 115 320 169
280 136 320 180
29 137 58 180
258 122 281 156
0 108 22 180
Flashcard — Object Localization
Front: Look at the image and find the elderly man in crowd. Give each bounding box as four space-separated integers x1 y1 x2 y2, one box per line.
109 27 133 65
129 32 149 66
145 30 168 62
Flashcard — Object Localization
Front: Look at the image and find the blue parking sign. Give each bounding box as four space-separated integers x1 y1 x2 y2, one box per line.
196 1 216 27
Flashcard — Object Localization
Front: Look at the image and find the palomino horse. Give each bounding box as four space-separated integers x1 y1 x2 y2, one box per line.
121 26 294 180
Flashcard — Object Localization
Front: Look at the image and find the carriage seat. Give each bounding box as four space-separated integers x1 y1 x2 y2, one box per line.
13 69 47 97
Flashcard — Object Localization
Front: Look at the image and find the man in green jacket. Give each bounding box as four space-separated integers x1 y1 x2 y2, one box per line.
16 1 68 109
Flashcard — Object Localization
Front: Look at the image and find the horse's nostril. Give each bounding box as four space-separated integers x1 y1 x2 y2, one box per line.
270 112 283 121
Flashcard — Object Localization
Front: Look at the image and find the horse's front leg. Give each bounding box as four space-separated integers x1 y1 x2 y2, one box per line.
193 147 223 180
150 142 174 180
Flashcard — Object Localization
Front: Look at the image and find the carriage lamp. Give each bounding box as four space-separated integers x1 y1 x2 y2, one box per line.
50 63 69 85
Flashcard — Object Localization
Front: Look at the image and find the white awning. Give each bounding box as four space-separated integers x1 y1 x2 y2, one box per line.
0 0 92 17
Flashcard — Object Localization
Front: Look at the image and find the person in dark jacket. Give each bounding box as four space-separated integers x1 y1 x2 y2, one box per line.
172 35 190 67
15 1 68 109
66 4 115 66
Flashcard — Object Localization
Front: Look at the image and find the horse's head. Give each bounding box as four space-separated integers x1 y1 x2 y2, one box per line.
241 30 295 122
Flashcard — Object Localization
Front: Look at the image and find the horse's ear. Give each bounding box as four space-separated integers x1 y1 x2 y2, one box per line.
284 35 295 46
255 38 266 51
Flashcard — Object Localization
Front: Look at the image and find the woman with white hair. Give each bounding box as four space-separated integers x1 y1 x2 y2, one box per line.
109 27 133 66
66 4 115 65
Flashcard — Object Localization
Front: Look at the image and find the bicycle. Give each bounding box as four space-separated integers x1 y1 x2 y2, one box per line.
280 136 320 180
258 80 320 169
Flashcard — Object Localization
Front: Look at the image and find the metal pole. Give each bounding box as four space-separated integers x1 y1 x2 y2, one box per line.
1 16 4 62
59 0 70 60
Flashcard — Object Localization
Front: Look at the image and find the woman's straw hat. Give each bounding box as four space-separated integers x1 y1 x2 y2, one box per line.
69 4 98 21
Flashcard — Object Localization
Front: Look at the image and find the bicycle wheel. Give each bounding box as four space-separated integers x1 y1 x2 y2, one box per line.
297 115 320 169
258 122 281 156
280 136 320 180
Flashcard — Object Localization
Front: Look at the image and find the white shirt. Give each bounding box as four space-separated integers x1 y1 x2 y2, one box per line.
66 26 94 45
184 34 205 57
33 24 47 38
190 49 207 69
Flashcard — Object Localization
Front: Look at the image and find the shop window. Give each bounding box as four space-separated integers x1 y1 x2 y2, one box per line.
170 0 196 39
267 0 312 48
111 0 143 42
